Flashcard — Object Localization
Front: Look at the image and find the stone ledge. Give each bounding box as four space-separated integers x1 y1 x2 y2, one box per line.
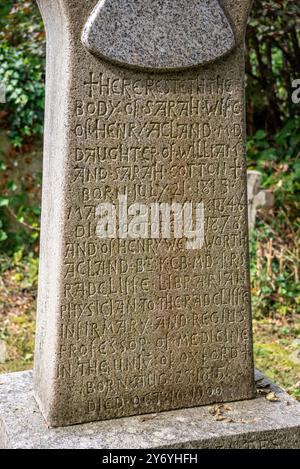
0 370 300 449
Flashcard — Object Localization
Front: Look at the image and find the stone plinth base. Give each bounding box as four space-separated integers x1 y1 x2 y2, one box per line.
1 371 300 449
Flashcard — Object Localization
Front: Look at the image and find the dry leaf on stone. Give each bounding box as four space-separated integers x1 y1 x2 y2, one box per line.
215 415 227 422
266 392 279 402
139 414 158 422
224 418 235 424
216 416 235 423
209 404 224 416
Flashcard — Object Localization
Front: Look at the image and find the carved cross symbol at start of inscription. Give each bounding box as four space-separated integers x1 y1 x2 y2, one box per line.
84 72 99 98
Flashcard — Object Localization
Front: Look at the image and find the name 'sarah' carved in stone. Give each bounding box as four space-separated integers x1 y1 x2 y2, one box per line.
82 0 235 70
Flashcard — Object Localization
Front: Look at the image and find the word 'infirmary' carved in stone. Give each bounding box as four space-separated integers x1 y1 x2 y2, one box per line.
82 0 236 70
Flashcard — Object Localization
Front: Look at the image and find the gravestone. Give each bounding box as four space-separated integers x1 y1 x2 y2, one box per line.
34 0 256 427
0 82 6 103
247 170 274 230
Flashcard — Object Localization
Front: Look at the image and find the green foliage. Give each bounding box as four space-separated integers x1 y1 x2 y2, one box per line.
0 2 44 54
247 0 300 135
0 251 37 375
0 157 41 254
247 118 300 219
0 1 45 147
0 2 43 253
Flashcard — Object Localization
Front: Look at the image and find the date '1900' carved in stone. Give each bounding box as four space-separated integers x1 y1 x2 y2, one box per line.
34 0 255 427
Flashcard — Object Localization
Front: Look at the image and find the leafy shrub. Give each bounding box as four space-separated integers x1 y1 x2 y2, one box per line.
0 44 45 147
246 0 300 135
0 1 45 147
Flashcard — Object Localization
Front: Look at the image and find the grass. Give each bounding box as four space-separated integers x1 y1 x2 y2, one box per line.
253 317 300 400
0 253 37 374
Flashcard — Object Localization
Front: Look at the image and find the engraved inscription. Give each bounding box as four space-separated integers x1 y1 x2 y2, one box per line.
56 67 253 421
34 0 255 427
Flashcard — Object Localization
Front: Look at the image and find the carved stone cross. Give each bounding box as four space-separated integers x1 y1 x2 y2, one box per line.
35 0 254 427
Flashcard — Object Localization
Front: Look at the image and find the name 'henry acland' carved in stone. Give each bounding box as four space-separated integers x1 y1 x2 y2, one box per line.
35 0 255 427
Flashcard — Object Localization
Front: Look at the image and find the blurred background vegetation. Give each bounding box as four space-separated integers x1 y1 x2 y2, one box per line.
0 1 299 398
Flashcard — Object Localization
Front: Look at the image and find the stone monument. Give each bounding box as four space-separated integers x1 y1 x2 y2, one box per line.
34 0 256 427
1 0 300 449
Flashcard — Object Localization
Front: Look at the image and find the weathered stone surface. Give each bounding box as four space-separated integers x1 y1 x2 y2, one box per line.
1 371 300 449
82 0 235 70
247 170 274 229
35 0 255 427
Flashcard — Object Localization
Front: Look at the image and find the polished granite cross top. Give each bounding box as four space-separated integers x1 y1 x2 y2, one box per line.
82 0 235 70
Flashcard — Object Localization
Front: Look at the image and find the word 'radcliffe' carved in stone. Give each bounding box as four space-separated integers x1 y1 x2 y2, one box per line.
34 0 255 427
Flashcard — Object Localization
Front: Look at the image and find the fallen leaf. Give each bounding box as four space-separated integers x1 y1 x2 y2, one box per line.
223 404 232 411
266 392 279 402
216 415 227 422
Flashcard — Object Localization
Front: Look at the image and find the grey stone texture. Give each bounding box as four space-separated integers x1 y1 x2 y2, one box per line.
1 371 300 449
35 0 255 427
82 0 235 70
